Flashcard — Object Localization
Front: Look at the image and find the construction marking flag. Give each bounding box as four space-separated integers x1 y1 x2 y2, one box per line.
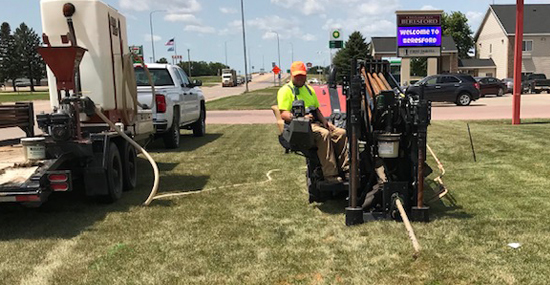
167 47 175 52
165 38 175 46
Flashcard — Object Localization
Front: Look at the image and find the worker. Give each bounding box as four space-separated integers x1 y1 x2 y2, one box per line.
277 61 349 183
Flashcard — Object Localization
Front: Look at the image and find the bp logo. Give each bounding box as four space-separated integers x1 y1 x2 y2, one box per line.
332 30 340 39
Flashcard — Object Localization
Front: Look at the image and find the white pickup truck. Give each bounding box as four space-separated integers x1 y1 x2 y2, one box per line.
135 63 206 148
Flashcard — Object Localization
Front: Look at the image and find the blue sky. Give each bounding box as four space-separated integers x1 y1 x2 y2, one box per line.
0 0 548 74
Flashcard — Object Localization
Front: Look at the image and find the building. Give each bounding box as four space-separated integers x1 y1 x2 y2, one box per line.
475 4 550 79
458 58 497 77
371 36 459 85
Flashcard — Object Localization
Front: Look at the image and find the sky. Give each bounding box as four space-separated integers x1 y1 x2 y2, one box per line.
0 0 548 74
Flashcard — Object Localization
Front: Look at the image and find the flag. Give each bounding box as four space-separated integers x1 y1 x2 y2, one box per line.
165 38 175 46
167 47 174 52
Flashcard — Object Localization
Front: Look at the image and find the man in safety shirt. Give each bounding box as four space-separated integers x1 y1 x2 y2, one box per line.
277 61 349 183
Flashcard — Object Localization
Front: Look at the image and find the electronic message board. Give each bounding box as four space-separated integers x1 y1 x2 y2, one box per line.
396 12 442 57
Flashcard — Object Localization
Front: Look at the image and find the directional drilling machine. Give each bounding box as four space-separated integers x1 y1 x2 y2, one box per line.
279 59 432 225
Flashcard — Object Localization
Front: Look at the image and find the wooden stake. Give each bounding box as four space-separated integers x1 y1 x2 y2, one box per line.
395 199 421 258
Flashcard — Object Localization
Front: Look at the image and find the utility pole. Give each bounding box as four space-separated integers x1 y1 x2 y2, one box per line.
224 40 230 67
290 42 294 62
187 48 192 77
240 0 249 92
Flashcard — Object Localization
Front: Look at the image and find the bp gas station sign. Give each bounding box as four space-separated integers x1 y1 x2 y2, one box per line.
329 29 343 49
396 13 442 57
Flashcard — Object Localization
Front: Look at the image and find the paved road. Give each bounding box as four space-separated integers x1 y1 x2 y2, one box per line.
203 73 288 101
205 93 550 124
2 92 549 142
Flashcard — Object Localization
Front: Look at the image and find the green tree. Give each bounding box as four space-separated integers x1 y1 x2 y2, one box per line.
14 23 44 92
332 31 371 81
411 58 427 77
442 11 474 59
156 57 168 64
0 22 22 91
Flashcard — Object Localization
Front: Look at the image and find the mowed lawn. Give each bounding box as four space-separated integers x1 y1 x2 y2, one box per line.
207 86 278 110
1 121 550 284
192 76 220 87
0 92 49 102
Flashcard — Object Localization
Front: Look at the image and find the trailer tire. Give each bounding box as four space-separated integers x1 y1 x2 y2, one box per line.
163 110 180 149
105 142 123 203
122 141 137 191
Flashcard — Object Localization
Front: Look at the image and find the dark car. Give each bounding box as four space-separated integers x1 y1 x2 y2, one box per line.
406 74 481 106
475 76 506 97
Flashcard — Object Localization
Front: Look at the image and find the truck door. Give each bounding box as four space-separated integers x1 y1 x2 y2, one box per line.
177 68 200 123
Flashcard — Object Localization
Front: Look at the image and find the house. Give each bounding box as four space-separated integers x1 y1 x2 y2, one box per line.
371 36 459 85
475 4 550 79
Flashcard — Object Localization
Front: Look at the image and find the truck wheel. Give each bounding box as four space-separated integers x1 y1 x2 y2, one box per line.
105 142 123 203
163 111 180 149
456 93 472 106
192 105 206 137
122 141 137 191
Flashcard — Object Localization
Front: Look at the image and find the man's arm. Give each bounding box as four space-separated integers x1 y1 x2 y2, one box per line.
281 110 293 123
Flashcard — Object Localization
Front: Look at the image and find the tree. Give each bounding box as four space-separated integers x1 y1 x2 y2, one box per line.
14 23 44 92
411 58 427 77
332 31 371 82
0 22 22 91
442 11 474 59
156 57 168 64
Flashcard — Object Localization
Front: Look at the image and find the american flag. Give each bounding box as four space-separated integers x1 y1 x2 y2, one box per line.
165 38 175 46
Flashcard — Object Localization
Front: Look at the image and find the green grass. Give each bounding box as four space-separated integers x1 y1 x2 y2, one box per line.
0 91 49 102
1 121 550 284
207 86 279 110
193 75 220 87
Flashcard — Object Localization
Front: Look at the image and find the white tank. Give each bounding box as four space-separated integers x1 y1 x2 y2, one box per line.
41 0 133 114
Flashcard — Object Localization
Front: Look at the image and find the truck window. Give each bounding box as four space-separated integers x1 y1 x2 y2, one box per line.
134 67 175 86
177 68 191 85
530 74 547 80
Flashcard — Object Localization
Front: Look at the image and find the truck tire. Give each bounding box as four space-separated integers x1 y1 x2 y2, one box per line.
105 142 123 203
192 104 206 137
122 141 137 191
456 92 472 106
163 110 180 149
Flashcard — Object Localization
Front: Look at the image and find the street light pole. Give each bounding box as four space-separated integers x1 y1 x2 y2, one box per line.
240 0 249 92
187 48 192 77
270 31 281 85
149 10 165 63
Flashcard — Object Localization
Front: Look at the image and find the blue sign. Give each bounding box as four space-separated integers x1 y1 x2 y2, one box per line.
397 26 441 47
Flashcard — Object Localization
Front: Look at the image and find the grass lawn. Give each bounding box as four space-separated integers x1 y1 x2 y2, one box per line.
0 91 49 102
1 120 550 284
207 86 278 110
193 76 220 87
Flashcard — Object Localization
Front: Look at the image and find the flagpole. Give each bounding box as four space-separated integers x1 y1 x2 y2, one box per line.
174 37 178 63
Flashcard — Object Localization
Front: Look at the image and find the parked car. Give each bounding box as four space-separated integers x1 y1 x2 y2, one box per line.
475 76 506 97
406 74 481 106
134 63 206 148
501 78 513 93
522 73 550 94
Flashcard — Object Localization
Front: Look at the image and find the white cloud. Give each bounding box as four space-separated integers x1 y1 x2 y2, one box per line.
466 11 484 31
184 25 216 34
119 0 201 13
248 16 308 40
144 34 162 42
420 5 439 11
164 14 198 23
220 7 238 14
271 0 327 15
356 0 399 17
303 34 317 41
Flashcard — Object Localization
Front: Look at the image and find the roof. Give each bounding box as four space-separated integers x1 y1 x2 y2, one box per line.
458 58 496 69
371 36 458 55
476 4 550 39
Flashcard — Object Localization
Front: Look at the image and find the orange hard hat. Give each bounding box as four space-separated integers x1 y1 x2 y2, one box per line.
290 61 307 77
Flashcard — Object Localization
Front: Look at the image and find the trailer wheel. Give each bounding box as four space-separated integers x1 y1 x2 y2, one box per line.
105 142 123 202
122 141 137 191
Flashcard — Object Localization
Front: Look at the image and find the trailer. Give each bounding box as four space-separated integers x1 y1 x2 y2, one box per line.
0 0 155 207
